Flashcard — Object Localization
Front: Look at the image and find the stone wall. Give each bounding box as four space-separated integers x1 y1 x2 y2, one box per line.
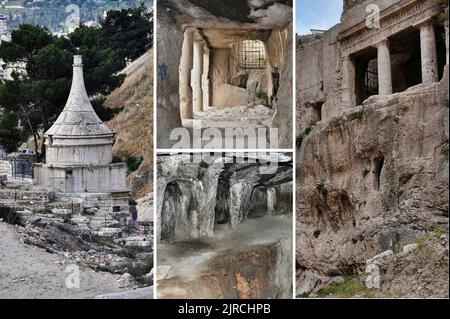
34 164 128 193
297 0 446 130
296 26 342 129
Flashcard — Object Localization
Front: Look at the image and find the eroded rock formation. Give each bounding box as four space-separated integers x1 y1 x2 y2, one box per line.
157 153 293 299
296 0 449 297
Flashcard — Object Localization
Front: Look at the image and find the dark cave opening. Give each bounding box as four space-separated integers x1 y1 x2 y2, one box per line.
214 171 231 228
161 182 182 240
373 156 385 191
247 185 268 219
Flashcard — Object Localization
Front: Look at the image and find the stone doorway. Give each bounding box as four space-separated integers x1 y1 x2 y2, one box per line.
353 47 378 106
179 28 275 124
390 28 422 93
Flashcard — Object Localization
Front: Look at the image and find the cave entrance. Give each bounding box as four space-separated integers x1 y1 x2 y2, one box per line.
161 181 182 240
178 27 284 130
373 156 385 191
214 171 231 229
389 28 422 93
353 47 378 106
435 25 446 81
309 101 323 125
247 185 268 219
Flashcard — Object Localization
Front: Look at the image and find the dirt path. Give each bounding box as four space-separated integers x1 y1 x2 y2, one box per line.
0 222 125 299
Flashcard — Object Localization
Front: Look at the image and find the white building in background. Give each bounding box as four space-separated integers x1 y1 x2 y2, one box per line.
0 14 11 42
0 59 26 81
34 55 129 213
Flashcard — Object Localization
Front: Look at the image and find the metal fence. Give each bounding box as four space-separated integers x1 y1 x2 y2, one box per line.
10 158 33 179
0 146 6 160
238 40 267 70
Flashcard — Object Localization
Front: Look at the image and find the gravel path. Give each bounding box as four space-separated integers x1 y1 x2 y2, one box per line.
0 222 125 299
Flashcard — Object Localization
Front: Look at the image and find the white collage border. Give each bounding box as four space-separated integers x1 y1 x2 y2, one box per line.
152 0 298 299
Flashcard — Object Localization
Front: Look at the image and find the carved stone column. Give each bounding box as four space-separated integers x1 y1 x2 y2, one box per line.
420 20 438 83
342 55 356 106
179 29 194 119
192 40 204 113
376 39 392 95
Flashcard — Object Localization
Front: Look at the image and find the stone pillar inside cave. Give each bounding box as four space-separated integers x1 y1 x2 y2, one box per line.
202 47 210 111
180 28 194 119
420 20 439 84
192 40 204 113
377 39 393 95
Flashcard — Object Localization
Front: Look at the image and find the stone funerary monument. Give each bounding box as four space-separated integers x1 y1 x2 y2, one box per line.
34 55 129 214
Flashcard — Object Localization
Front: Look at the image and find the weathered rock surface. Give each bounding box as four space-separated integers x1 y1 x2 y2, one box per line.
157 153 293 241
157 0 293 148
296 67 449 297
157 153 293 299
212 84 250 107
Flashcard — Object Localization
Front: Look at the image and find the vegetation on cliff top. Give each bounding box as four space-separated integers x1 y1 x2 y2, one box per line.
0 4 153 157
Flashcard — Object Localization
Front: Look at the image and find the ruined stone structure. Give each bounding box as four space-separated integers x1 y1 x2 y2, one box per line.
298 0 448 127
34 56 129 214
157 0 293 148
157 153 293 298
296 0 449 297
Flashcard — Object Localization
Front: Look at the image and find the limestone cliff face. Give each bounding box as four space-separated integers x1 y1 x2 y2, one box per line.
296 0 449 297
296 66 449 294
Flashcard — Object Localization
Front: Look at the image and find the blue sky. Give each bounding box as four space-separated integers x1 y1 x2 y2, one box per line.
296 0 343 35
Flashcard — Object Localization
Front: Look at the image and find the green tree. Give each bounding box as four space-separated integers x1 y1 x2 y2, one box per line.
100 3 153 67
0 111 25 153
0 24 53 77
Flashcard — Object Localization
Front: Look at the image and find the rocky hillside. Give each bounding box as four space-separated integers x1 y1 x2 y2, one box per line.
106 50 153 198
296 65 449 298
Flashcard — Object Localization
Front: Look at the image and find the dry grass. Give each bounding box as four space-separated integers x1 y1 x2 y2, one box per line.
106 50 153 196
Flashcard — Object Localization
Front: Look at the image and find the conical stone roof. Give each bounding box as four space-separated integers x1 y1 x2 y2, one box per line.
45 55 113 137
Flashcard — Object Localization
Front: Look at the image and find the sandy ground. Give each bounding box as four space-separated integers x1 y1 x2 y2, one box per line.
0 222 126 299
157 215 292 298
